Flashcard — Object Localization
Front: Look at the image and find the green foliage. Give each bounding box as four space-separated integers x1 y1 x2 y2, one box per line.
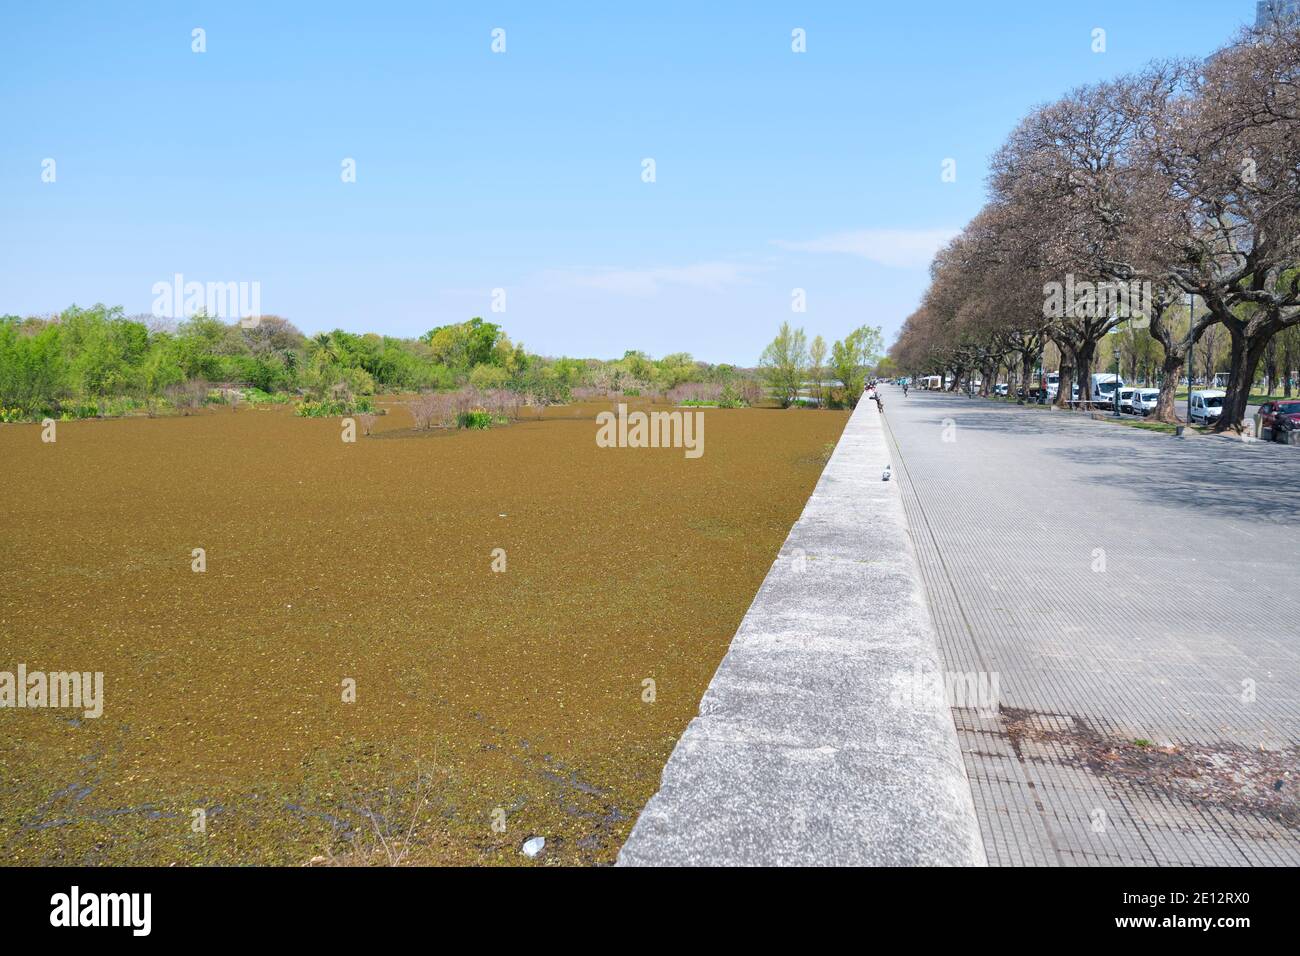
1 305 758 423
718 381 744 408
515 362 572 405
294 397 376 418
468 363 509 390
456 410 496 429
421 317 507 370
759 322 809 408
830 325 884 407
241 387 294 404
0 317 67 411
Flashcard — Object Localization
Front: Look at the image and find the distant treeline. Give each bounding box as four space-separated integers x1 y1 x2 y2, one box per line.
0 305 759 420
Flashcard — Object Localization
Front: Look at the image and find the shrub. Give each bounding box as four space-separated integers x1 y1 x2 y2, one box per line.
295 397 375 418
468 363 509 391
481 388 520 421
164 379 209 415
98 396 145 417
719 381 744 408
406 391 455 430
241 387 294 404
456 410 494 429
516 367 572 409
452 386 482 419
668 382 723 405
405 386 516 430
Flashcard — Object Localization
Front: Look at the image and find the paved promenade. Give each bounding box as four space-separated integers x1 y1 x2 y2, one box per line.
883 387 1300 865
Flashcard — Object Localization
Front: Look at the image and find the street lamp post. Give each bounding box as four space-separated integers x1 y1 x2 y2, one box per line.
1039 341 1046 405
1187 291 1195 424
1114 345 1122 417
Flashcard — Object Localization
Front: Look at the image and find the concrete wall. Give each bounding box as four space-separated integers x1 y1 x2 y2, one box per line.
617 398 986 866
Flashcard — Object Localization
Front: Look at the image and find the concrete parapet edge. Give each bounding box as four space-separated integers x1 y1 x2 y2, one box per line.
616 399 987 866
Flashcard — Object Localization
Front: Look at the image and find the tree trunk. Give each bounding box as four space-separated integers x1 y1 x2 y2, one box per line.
1075 339 1097 408
1286 337 1295 398
1265 338 1278 398
1213 319 1255 433
1054 353 1075 409
1153 348 1186 424
1216 331 1272 432
1147 304 1188 425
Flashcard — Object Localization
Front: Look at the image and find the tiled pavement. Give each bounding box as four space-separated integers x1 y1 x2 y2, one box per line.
881 387 1300 866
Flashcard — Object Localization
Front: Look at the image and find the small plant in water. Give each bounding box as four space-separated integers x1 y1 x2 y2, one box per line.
457 410 495 430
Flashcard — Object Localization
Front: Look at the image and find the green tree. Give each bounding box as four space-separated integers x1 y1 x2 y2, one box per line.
830 325 884 407
0 317 66 410
759 322 809 408
421 317 503 370
809 335 827 408
469 363 509 390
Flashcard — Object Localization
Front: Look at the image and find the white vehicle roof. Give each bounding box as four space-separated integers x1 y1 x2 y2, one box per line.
1191 389 1226 398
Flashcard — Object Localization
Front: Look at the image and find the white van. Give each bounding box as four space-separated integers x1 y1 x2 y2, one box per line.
1189 389 1226 424
1131 388 1161 416
1090 373 1123 408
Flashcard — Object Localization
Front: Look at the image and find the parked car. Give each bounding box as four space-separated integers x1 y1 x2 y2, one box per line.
1130 389 1162 417
1188 389 1226 425
1259 400 1300 442
1090 373 1123 408
1045 377 1080 402
1116 387 1137 414
994 383 1009 396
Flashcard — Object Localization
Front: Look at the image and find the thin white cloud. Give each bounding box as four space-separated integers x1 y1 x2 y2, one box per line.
540 261 756 297
772 228 960 269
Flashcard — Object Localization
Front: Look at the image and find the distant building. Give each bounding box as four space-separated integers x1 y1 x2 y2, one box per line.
1257 0 1300 26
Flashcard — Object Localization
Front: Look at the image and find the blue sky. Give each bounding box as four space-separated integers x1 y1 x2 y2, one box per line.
0 1 1255 363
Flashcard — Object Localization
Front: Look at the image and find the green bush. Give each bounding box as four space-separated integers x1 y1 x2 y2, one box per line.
468 363 509 390
718 381 744 408
295 397 376 418
456 410 496 429
241 387 294 404
63 402 100 420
